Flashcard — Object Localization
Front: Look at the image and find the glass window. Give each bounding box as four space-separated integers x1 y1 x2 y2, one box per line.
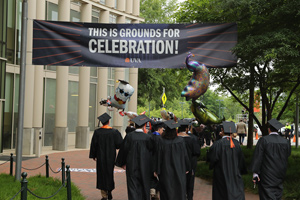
71 10 80 22
115 0 117 9
7 0 16 64
109 14 117 23
90 67 97 77
13 74 19 149
100 0 105 5
92 9 100 23
89 83 96 131
3 73 13 148
44 78 56 146
15 0 22 65
68 81 78 132
0 0 8 58
125 18 132 24
47 2 58 21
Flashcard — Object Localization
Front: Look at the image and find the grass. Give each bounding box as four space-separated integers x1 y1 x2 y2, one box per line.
196 146 300 200
0 173 85 200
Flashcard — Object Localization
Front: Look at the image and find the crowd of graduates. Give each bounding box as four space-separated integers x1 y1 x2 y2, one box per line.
89 113 291 200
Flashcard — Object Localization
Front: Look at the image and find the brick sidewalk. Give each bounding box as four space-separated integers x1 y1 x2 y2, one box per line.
0 150 259 200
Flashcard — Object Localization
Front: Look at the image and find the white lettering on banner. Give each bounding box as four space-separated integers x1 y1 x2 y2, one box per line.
57 168 126 173
88 39 179 55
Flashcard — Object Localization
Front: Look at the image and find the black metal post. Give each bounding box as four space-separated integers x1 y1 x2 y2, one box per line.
21 172 28 200
66 165 72 200
10 153 13 176
45 155 49 178
61 158 65 186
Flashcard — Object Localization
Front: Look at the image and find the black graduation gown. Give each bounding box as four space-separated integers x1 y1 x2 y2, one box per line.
155 137 191 200
184 134 201 200
251 134 291 200
116 130 153 200
150 133 163 190
208 137 247 200
89 127 123 191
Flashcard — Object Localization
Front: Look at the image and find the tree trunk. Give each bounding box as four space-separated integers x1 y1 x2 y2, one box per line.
247 65 254 148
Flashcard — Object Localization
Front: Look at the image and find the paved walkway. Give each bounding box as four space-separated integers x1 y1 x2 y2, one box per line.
0 147 259 200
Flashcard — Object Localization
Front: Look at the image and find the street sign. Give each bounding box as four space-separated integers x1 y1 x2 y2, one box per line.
161 93 167 104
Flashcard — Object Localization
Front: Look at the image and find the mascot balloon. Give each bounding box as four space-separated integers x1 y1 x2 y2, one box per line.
100 80 134 116
182 52 224 124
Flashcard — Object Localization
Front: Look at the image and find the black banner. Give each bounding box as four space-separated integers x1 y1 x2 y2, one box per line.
32 20 237 68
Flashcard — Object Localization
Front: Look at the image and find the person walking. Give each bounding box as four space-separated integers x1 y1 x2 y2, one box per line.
236 119 247 145
154 120 191 200
251 119 291 200
89 113 123 200
208 121 247 200
116 114 153 200
178 119 201 200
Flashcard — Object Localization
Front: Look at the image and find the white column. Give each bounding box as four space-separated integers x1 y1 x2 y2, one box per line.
106 0 115 8
117 15 125 23
117 0 125 11
97 68 108 118
23 0 37 155
133 0 140 16
113 68 125 133
97 10 109 119
76 2 91 149
32 0 46 157
53 0 70 151
126 0 133 14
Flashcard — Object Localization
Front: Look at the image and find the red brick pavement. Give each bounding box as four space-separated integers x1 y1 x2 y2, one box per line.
0 149 259 200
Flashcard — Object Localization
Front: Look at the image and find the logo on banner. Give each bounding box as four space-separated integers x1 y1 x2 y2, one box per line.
125 58 142 63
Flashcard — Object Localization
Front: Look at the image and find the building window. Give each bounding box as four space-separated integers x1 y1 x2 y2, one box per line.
68 81 78 132
47 2 58 21
115 0 117 9
125 18 132 24
109 14 117 23
89 83 96 131
100 0 105 5
92 9 100 23
70 9 80 22
7 0 22 64
44 78 56 146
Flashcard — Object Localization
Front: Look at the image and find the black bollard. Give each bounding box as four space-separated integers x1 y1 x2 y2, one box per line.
21 172 28 200
66 165 72 200
10 153 13 176
61 158 65 186
45 155 49 178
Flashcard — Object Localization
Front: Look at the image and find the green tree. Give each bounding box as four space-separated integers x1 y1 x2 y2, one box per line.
175 0 300 147
140 0 179 23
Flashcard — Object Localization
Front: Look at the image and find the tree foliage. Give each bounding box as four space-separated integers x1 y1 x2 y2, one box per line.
175 0 300 138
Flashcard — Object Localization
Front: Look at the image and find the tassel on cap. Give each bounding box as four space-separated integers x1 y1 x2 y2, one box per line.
230 127 235 148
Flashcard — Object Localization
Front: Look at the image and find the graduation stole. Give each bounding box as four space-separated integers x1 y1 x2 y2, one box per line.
230 127 235 148
101 125 112 129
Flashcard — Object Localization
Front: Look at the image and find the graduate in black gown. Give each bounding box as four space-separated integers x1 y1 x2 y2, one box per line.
251 119 291 200
149 121 165 200
154 120 191 200
116 115 153 200
208 121 247 200
178 119 201 200
89 113 123 200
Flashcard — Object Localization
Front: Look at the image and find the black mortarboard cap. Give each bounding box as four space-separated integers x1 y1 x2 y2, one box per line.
268 119 284 130
97 112 111 124
164 120 180 129
178 119 191 126
154 121 164 129
118 79 129 85
222 121 236 134
131 114 150 126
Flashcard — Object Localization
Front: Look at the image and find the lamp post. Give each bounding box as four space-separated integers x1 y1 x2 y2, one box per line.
216 99 224 118
179 102 185 119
